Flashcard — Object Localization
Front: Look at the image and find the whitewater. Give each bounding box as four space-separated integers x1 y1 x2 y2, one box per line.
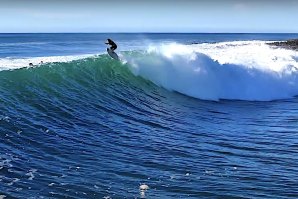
125 41 298 101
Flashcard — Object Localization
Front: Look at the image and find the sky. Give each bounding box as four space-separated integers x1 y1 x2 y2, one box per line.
0 0 297 33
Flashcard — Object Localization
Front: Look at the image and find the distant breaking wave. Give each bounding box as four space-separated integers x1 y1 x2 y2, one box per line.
0 41 298 101
0 54 94 71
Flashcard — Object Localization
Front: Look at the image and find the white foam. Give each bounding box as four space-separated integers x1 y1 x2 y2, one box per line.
192 41 298 73
0 54 95 71
139 184 149 198
124 41 298 101
25 169 37 180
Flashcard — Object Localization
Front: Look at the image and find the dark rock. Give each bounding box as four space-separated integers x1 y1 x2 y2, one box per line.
267 39 298 50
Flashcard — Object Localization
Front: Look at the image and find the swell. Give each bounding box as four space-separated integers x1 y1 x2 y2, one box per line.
0 55 151 116
1 40 298 105
0 54 171 136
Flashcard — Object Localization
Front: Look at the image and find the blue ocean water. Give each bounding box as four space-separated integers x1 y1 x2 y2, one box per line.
0 33 298 198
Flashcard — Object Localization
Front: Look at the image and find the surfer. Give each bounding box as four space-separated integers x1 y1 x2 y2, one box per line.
105 38 117 52
105 38 119 60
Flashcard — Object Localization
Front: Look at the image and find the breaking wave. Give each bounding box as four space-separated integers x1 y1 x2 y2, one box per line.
1 41 298 101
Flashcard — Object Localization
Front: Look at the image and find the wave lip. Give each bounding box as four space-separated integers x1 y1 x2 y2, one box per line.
124 41 298 101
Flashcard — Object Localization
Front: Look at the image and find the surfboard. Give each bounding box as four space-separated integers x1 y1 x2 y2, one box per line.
107 48 119 60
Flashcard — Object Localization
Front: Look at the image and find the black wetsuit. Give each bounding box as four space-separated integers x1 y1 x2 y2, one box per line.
106 39 117 51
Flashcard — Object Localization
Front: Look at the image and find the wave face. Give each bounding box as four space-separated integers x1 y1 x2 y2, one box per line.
0 55 153 118
124 41 298 101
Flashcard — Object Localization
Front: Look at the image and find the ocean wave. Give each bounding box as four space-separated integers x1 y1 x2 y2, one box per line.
1 41 298 101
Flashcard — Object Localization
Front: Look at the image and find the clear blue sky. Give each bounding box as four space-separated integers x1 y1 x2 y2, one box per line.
0 0 297 33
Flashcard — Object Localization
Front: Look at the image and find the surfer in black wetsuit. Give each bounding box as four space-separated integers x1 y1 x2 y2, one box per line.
105 38 117 52
105 38 119 60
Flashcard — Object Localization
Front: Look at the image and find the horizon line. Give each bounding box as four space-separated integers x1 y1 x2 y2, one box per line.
0 32 298 34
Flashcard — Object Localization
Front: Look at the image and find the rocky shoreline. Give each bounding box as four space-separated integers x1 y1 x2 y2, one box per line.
267 39 298 50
